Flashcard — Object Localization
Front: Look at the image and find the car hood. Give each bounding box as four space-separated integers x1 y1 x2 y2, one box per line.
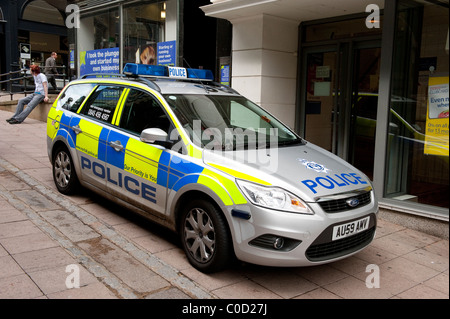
203 142 372 202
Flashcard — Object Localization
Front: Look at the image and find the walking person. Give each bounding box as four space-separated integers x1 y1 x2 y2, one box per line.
6 65 49 124
44 52 58 91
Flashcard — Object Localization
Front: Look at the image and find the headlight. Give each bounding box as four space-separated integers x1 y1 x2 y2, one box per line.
236 179 313 215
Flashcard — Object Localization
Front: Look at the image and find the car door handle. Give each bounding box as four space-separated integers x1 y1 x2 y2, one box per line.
110 140 123 152
71 125 82 134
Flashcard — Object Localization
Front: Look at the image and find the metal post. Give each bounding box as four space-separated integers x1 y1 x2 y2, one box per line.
373 0 397 200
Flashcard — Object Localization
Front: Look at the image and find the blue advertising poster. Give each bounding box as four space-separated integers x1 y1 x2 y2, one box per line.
221 65 230 86
157 41 176 66
70 50 75 69
80 47 120 76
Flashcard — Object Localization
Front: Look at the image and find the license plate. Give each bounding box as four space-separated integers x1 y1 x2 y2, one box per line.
332 216 370 241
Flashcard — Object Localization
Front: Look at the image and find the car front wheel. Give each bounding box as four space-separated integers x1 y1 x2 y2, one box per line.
180 199 232 273
52 146 79 195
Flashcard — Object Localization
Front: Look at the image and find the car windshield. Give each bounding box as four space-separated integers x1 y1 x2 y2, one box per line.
163 94 303 150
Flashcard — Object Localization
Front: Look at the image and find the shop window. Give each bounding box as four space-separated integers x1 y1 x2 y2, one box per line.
80 9 120 51
123 1 167 65
385 0 449 209
78 8 120 76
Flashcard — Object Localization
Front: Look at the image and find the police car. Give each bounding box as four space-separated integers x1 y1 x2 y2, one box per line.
47 63 378 273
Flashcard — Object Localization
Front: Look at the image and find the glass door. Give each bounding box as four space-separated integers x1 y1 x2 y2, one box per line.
301 45 348 156
300 42 381 180
348 45 382 180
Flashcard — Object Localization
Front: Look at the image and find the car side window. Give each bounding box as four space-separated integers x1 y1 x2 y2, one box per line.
119 89 171 135
57 83 96 112
81 85 124 124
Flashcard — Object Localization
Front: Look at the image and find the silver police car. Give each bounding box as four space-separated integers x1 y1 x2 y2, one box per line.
47 63 378 273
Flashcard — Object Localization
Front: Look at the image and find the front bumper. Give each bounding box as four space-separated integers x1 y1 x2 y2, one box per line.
226 194 378 267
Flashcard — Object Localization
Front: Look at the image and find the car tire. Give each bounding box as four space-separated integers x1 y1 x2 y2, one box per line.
180 199 232 273
52 146 79 195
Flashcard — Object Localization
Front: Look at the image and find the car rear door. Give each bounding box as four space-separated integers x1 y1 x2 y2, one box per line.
74 85 126 189
106 87 172 217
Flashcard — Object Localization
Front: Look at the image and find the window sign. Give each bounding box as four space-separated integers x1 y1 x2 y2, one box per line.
70 50 75 69
316 66 330 78
20 43 31 59
157 41 176 66
80 47 120 76
425 77 449 156
221 65 230 86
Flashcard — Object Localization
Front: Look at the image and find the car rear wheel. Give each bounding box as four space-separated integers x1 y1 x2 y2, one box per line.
52 146 79 195
180 199 232 273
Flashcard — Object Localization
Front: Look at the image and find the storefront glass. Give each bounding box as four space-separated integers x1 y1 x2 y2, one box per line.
81 9 119 51
77 1 178 77
78 8 119 76
385 0 449 209
300 17 382 180
123 1 166 65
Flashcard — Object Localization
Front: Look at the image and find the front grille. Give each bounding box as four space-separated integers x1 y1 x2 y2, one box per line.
318 191 371 213
306 227 376 262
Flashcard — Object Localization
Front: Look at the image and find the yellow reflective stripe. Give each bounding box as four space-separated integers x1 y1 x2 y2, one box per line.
199 169 247 205
112 88 130 126
75 119 103 158
124 138 162 183
187 144 203 159
47 107 61 139
207 163 271 186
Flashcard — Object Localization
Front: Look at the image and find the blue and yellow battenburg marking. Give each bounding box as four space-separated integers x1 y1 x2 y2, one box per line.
74 133 248 206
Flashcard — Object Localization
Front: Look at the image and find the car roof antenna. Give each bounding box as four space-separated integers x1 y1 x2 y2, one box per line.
183 58 210 94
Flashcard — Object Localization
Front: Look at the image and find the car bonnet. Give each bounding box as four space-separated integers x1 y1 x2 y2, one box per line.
203 142 372 202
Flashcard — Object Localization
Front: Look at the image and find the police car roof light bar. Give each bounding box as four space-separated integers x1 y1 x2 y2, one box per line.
123 63 168 77
123 63 214 82
186 68 214 81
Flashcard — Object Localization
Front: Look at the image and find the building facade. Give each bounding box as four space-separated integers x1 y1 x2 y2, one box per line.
201 0 449 224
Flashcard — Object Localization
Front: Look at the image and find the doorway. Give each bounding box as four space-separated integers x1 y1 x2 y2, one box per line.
299 41 381 180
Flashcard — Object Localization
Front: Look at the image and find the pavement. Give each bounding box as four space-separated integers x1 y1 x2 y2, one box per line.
0 108 448 303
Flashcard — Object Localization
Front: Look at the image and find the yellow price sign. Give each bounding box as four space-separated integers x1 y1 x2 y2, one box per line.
424 77 449 156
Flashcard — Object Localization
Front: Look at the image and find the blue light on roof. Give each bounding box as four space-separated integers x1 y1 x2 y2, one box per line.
186 68 214 81
123 63 214 81
123 63 167 77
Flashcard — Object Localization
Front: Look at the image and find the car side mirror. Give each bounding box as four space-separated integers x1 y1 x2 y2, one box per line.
140 128 169 144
